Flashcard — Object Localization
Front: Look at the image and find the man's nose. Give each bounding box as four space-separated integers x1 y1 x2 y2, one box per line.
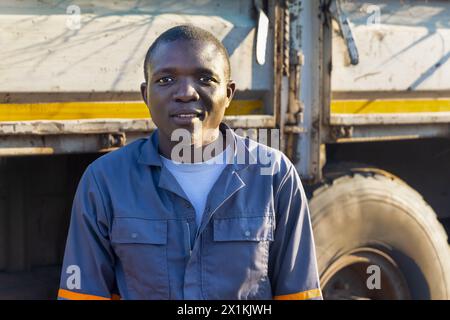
173 78 200 102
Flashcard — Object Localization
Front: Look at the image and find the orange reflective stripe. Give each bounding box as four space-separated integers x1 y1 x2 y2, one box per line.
111 294 121 300
57 289 111 300
273 288 322 300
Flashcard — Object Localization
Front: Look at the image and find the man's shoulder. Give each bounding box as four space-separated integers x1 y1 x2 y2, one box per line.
88 137 149 173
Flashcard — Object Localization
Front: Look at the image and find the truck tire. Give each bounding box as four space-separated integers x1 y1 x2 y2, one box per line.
309 171 450 300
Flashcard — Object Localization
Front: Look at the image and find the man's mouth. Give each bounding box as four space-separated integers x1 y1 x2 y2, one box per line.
172 113 199 119
170 110 205 124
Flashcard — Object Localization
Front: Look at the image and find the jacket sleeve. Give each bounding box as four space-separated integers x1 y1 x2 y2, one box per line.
269 163 323 300
58 166 117 300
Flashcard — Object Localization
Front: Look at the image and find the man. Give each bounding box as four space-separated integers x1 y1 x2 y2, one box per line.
58 25 322 300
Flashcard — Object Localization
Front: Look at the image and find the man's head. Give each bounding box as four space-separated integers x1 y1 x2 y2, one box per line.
143 25 231 82
141 25 235 153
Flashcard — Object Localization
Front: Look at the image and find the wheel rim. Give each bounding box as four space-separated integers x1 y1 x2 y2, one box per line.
321 247 411 300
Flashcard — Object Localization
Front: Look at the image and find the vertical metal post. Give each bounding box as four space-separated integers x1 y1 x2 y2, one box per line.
295 0 328 183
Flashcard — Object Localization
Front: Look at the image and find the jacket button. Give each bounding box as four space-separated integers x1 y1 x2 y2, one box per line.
244 230 251 237
131 233 138 239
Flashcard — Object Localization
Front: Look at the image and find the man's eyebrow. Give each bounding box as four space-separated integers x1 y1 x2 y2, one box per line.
195 68 222 79
151 67 177 76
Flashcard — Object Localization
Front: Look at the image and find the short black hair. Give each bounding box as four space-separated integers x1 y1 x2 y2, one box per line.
143 24 231 82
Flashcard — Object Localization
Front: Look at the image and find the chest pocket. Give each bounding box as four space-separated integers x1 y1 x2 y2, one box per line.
111 218 169 299
213 216 274 242
111 218 167 244
202 216 274 299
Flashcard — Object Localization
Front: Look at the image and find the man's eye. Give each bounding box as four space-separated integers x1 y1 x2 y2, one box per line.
156 77 174 84
199 76 215 83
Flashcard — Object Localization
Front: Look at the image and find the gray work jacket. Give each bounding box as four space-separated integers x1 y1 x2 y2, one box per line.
58 124 322 300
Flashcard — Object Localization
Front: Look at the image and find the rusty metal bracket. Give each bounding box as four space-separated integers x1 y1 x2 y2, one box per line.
102 133 126 149
330 125 354 140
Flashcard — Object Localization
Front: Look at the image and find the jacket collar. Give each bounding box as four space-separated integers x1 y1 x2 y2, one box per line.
137 128 163 167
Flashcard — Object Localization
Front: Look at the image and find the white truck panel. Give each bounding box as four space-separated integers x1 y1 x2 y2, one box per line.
331 0 450 93
0 0 273 94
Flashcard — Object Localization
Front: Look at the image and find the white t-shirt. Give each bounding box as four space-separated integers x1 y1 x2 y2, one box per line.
160 146 230 227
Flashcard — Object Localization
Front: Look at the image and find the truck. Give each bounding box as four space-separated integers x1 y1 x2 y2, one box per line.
0 0 449 299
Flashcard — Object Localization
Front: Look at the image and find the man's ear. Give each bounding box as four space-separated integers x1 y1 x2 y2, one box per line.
140 82 148 106
225 80 236 108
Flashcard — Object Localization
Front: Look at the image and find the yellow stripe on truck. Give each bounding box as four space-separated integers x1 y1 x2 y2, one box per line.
0 100 263 121
3 99 448 121
331 98 450 114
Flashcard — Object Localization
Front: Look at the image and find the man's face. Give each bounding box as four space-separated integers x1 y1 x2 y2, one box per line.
141 39 235 146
